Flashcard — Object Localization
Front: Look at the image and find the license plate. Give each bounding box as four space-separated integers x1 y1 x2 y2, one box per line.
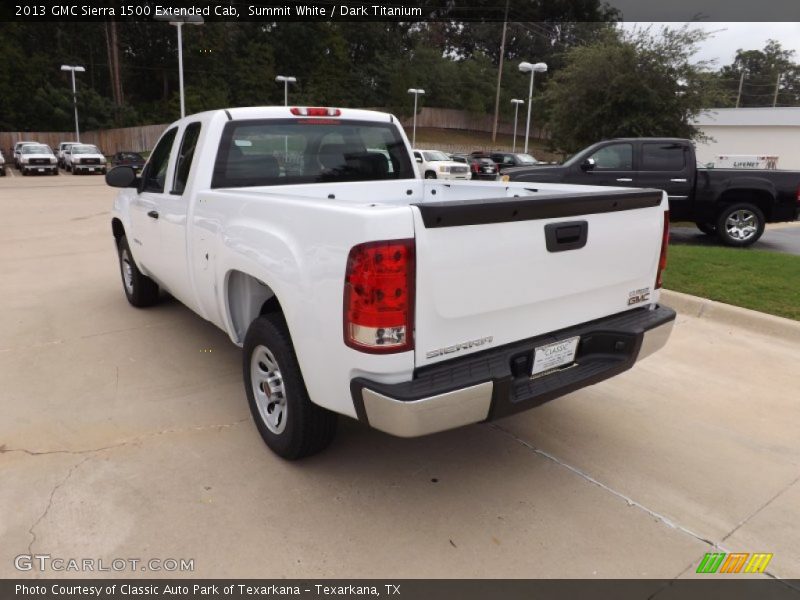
88 168 95 172
38 168 44 172
531 336 580 377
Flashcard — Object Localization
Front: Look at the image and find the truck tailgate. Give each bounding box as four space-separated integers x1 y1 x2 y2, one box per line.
412 188 667 368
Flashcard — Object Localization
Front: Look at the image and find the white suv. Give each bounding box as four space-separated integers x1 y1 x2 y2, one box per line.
412 149 470 180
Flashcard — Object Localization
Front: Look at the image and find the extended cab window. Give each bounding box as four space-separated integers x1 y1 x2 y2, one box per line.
642 143 686 171
142 127 178 193
211 119 415 188
172 122 201 195
589 143 633 170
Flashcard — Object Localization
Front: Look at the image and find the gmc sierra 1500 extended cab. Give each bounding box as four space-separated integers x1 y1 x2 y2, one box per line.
106 107 675 459
502 138 800 247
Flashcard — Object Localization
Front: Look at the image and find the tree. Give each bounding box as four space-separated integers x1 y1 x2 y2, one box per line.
544 25 722 153
718 40 800 107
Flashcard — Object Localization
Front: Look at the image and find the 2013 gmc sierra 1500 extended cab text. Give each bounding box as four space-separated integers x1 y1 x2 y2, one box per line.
106 106 675 459
502 138 800 247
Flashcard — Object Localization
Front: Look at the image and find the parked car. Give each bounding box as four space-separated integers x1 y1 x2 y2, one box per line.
412 149 470 180
0 150 6 176
13 141 38 169
56 141 79 168
490 152 541 169
105 105 674 459
18 143 58 175
111 151 146 172
64 144 107 174
502 138 800 247
468 156 499 180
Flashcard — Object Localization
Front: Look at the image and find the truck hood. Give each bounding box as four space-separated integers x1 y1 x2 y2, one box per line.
72 153 105 160
20 154 55 161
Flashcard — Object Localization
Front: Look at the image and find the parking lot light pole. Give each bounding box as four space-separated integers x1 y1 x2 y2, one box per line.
407 88 425 147
518 62 547 154
61 65 85 142
155 14 204 118
275 75 297 106
510 99 524 152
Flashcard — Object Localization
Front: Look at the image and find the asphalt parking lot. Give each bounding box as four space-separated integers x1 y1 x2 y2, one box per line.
1 174 799 583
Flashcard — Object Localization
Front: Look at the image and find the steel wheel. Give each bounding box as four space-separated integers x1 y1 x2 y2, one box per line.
120 248 134 296
250 345 287 434
724 209 758 242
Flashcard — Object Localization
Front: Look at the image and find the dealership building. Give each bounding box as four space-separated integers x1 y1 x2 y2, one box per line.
693 107 800 170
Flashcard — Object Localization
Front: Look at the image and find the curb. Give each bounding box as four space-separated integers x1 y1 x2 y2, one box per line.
660 289 800 344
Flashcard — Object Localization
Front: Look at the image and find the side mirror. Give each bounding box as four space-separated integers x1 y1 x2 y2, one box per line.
105 166 138 188
415 157 423 163
581 158 596 171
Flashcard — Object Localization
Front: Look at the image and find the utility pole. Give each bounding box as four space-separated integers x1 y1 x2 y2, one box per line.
773 73 781 107
490 0 510 143
735 70 745 108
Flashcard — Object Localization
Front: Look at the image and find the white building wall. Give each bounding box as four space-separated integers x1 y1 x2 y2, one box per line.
694 125 800 170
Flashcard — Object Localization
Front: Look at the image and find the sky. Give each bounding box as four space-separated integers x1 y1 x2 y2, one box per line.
620 22 800 66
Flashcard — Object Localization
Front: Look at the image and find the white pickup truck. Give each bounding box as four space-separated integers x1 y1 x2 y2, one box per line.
106 106 675 459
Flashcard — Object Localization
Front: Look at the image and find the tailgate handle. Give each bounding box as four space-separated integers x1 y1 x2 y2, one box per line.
545 221 588 252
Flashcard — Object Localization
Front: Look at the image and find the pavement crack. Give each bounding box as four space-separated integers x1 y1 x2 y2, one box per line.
720 472 800 545
27 456 91 555
1 418 249 457
489 424 715 546
491 424 796 584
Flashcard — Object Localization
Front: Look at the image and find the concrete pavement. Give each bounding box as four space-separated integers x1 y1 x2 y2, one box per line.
1 175 798 581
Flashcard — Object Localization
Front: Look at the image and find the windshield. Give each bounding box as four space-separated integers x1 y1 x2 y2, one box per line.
22 145 52 154
118 152 144 161
516 154 537 164
211 119 415 188
422 151 450 162
72 145 100 154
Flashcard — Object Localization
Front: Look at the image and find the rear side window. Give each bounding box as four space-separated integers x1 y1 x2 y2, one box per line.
211 119 415 188
642 143 686 171
172 122 202 195
142 128 177 193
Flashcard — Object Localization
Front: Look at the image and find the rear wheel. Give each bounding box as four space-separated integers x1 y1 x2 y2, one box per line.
116 235 160 307
695 222 716 236
243 314 337 460
716 203 765 247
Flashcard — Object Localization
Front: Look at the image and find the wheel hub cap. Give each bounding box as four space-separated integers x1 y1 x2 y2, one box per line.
725 210 757 241
250 345 287 434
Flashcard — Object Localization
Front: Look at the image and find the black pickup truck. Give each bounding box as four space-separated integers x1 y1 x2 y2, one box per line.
502 138 800 246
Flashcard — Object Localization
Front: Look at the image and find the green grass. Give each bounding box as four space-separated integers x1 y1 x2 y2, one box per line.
663 244 800 320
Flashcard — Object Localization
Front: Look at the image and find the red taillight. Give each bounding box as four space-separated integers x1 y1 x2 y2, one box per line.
796 184 800 205
470 162 479 172
344 239 415 353
656 210 670 289
290 107 341 117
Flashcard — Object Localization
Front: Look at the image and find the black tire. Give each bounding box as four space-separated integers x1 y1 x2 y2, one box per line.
21 168 27 176
424 171 437 179
243 314 337 460
695 222 716 236
116 235 160 307
715 203 765 247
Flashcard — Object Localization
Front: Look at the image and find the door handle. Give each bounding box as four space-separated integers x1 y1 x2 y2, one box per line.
670 178 687 182
147 210 159 219
616 178 633 182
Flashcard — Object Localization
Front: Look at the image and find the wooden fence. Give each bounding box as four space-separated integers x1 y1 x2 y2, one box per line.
0 123 167 157
0 108 548 156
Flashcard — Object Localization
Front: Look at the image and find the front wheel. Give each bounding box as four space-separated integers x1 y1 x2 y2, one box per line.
116 235 160 307
424 171 437 179
716 203 765 247
243 314 337 460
